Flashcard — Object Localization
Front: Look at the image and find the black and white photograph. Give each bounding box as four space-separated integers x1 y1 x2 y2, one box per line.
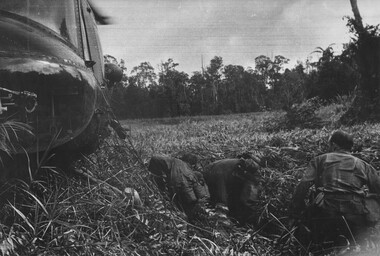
1 0 380 255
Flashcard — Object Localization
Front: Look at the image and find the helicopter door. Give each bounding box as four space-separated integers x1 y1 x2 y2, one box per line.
80 0 105 84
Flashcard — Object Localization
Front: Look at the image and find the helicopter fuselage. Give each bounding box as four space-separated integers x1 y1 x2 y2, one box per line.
0 0 108 154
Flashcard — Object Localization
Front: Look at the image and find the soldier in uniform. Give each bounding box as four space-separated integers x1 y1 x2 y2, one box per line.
203 158 261 225
291 130 380 245
147 155 210 220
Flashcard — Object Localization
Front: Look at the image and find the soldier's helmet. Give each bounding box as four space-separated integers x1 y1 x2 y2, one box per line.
178 152 203 172
179 152 198 166
105 63 123 84
236 158 261 181
329 130 354 151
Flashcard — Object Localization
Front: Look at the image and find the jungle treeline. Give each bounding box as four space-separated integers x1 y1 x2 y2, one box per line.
107 42 358 120
104 6 380 122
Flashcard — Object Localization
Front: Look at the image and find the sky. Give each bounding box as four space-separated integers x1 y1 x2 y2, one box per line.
92 0 380 74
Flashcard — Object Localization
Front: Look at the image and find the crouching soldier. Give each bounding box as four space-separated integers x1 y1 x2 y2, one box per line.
290 130 380 246
204 158 261 225
147 155 210 220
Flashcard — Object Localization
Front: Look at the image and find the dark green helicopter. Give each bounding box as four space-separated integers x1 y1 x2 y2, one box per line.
0 1 123 172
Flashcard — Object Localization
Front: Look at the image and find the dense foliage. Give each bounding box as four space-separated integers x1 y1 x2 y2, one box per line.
106 42 359 119
339 16 380 124
106 7 380 122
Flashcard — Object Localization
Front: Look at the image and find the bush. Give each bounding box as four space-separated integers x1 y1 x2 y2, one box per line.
263 97 324 132
284 97 324 129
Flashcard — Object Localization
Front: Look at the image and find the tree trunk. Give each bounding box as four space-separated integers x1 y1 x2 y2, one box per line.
349 0 364 33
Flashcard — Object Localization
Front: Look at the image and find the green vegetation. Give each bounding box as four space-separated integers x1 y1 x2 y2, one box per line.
2 104 380 255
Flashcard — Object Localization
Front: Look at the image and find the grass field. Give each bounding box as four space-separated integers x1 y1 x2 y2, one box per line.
121 111 380 255
2 110 380 255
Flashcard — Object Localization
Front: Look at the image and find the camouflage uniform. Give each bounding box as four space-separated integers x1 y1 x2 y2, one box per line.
148 155 210 219
204 158 261 225
292 150 380 243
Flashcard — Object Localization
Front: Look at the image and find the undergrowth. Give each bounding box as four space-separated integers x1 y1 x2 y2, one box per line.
1 111 380 255
0 121 32 156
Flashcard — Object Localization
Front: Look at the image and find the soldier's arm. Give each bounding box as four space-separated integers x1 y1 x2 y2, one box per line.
176 171 199 204
291 180 314 215
366 164 380 195
240 181 259 209
148 156 170 193
181 183 198 204
154 176 168 193
193 176 210 202
290 159 318 216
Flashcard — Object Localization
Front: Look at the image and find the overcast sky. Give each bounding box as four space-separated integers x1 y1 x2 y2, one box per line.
92 0 380 74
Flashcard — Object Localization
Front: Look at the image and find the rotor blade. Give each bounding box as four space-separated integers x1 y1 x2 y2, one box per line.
88 1 111 25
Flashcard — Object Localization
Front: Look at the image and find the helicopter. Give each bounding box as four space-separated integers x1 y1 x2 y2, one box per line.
0 0 123 176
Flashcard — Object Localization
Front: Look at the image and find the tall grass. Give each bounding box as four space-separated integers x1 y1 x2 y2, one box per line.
1 110 380 255
0 121 33 156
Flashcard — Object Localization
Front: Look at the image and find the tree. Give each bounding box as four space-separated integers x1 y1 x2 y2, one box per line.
254 55 272 88
221 65 241 113
306 46 358 101
188 71 206 115
129 62 157 88
254 55 288 88
269 55 289 93
122 84 151 118
254 55 290 109
340 0 380 123
278 66 307 110
272 55 289 73
158 59 190 116
244 68 267 111
312 45 335 67
204 56 224 113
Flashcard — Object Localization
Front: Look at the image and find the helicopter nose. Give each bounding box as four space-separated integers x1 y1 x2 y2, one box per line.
0 56 97 152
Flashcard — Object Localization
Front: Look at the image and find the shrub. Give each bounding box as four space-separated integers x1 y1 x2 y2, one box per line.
262 98 324 132
284 97 323 129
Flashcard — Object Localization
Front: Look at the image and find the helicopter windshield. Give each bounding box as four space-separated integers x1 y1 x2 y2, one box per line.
0 0 79 47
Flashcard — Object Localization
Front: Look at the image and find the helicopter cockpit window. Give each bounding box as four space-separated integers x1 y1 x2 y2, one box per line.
0 0 79 47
